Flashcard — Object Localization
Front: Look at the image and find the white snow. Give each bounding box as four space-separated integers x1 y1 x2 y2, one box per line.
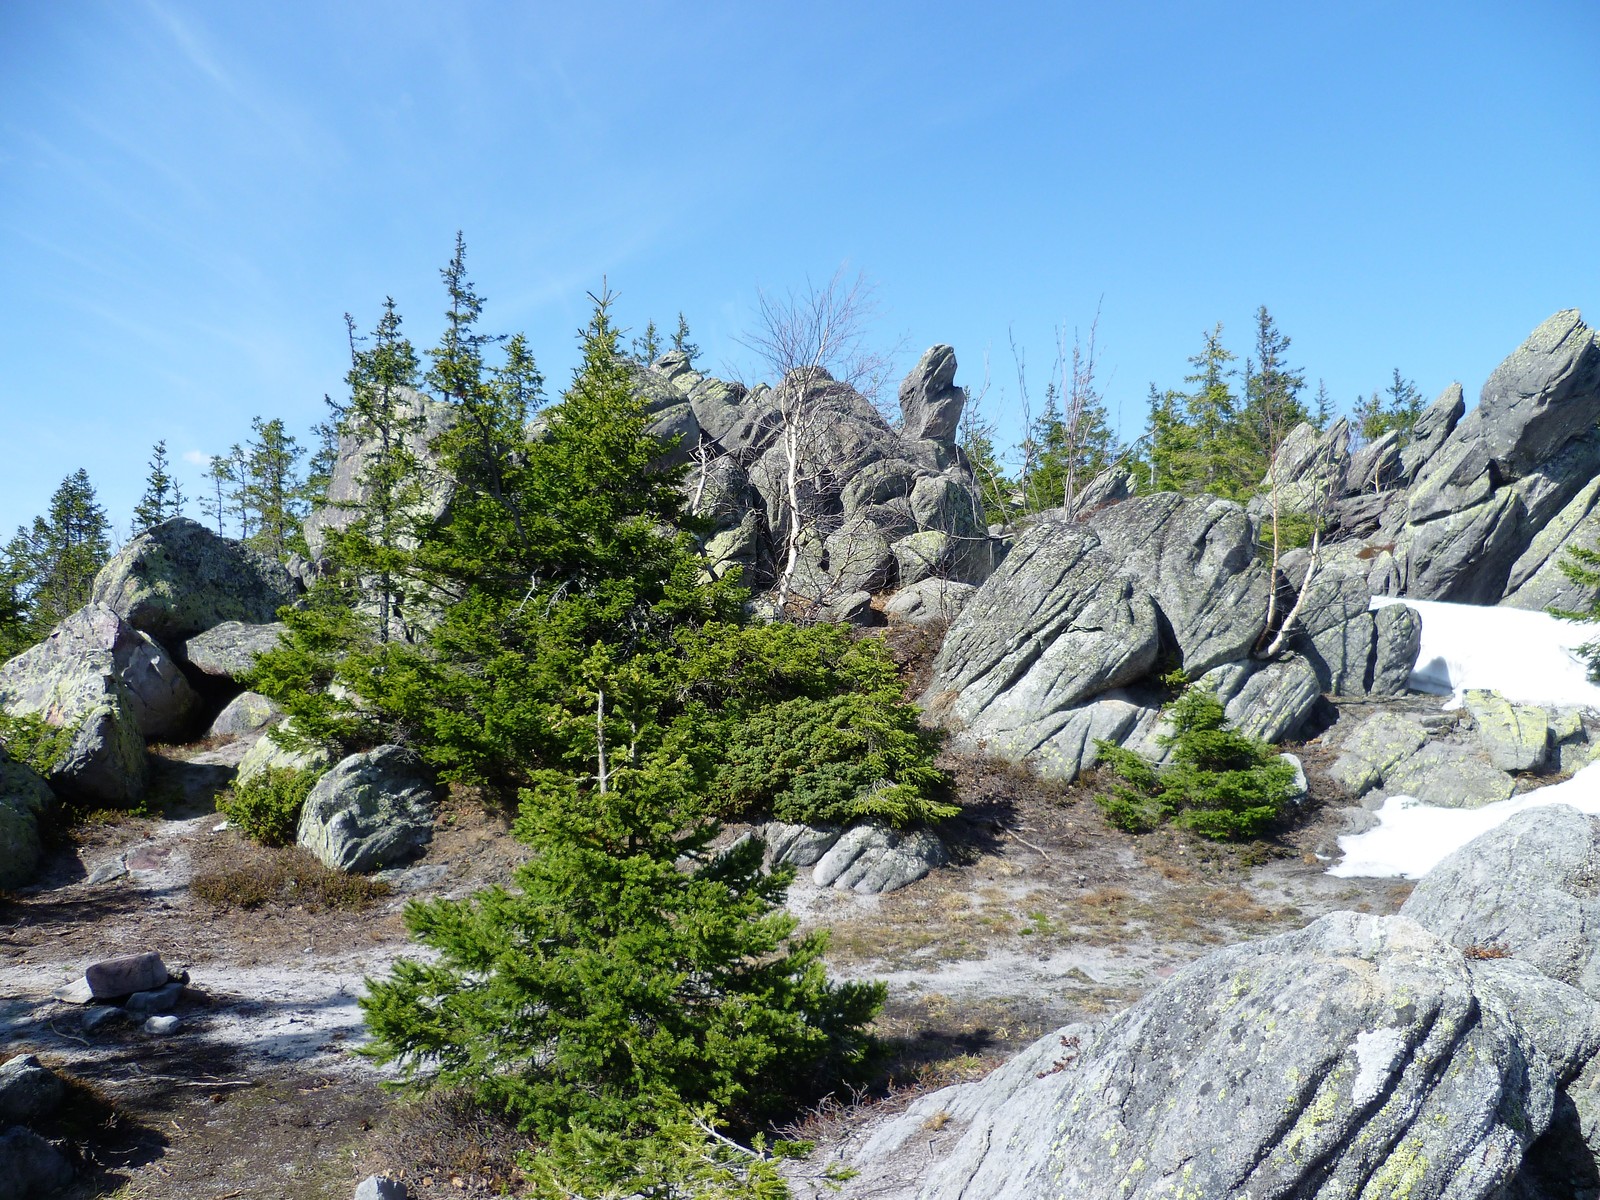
1371 595 1600 709
1329 598 1600 879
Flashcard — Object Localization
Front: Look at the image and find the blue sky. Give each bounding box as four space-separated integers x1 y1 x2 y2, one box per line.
2 1 1597 537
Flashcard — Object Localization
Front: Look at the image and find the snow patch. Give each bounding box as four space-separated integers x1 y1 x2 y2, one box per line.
1372 596 1600 709
1332 599 1600 879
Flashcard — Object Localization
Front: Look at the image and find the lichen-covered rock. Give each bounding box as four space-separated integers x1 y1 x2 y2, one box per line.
1398 382 1465 485
0 751 53 890
1195 654 1322 744
177 621 286 680
297 746 435 873
927 521 1161 756
1329 711 1430 795
207 691 284 738
0 603 196 741
1463 689 1550 772
1402 805 1600 999
757 821 842 868
1385 742 1516 808
92 518 298 644
1370 602 1422 695
882 577 977 628
830 912 1600 1200
234 721 329 786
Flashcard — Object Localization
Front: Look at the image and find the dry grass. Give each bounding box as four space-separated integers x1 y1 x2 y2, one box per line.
364 1089 534 1197
191 845 391 912
1463 942 1512 960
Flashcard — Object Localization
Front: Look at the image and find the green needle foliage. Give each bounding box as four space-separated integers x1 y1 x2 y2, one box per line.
250 244 932 1184
1093 685 1297 839
361 754 884 1140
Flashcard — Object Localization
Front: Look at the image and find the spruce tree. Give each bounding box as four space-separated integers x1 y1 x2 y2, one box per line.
670 311 700 365
631 318 662 364
200 453 235 536
241 417 307 561
22 470 110 630
1180 324 1247 497
131 440 185 535
1242 306 1308 470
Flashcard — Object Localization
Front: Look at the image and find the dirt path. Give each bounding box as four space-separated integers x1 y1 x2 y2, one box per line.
0 735 1409 1197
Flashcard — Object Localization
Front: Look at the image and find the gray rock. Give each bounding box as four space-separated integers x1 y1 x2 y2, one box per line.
302 386 456 561
0 1056 65 1125
207 691 284 738
1501 473 1600 613
297 746 436 873
1463 689 1550 773
1402 805 1600 999
92 517 299 645
84 858 126 886
51 978 92 1005
644 400 700 469
1475 309 1600 480
810 824 947 894
142 1014 180 1035
927 521 1161 754
0 1125 74 1199
822 590 876 626
823 508 911 594
177 621 286 680
1370 602 1422 695
1074 464 1134 513
1026 693 1163 781
81 1006 125 1033
898 345 965 445
0 752 52 890
883 578 977 628
890 530 951 587
1330 711 1429 795
354 1176 408 1200
1385 742 1516 808
85 951 167 1000
1398 382 1465 484
1280 752 1308 803
0 616 147 805
1087 494 1270 676
1403 485 1527 604
234 722 330 787
1196 654 1323 744
124 981 184 1014
836 911 1600 1200
1 601 194 741
1345 428 1401 495
758 822 843 869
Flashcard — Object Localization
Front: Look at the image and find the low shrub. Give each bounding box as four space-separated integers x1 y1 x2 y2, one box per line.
217 766 317 847
716 691 955 828
1093 685 1297 840
191 845 389 911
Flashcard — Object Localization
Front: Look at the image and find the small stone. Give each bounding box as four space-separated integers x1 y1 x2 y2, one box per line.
86 858 128 886
125 981 184 1014
82 1005 126 1033
354 1175 408 1200
0 1054 66 1124
85 951 167 1000
142 1015 180 1035
51 978 93 1005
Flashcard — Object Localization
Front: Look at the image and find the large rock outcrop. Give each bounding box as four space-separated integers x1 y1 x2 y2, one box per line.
829 911 1600 1200
0 750 54 889
923 493 1406 777
91 518 299 645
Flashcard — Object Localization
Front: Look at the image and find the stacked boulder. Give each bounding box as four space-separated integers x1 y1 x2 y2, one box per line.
634 346 996 608
821 806 1600 1198
1248 310 1600 611
0 519 302 884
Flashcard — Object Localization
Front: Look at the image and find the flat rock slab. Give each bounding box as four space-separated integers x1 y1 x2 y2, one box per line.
1384 741 1516 808
84 951 167 1001
1330 711 1430 795
1463 688 1550 772
178 621 286 680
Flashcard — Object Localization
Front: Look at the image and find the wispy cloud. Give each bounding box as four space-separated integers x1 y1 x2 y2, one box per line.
182 449 210 466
